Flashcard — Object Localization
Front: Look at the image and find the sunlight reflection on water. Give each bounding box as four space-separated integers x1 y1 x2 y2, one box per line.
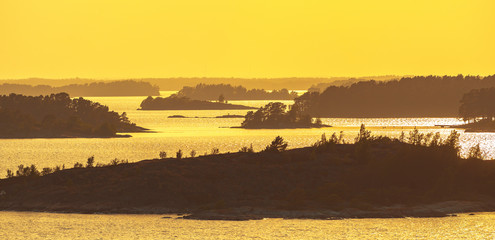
0 211 494 239
0 94 493 174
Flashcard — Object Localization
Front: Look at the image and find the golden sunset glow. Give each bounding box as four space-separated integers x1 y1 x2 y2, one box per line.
1 0 494 78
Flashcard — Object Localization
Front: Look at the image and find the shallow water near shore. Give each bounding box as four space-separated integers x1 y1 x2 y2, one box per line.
0 211 494 239
0 91 494 174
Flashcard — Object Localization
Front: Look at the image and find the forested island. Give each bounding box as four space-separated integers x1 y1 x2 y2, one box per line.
457 87 495 132
0 127 493 219
239 102 328 129
139 95 256 110
297 75 495 117
177 83 298 100
0 93 146 138
0 80 160 97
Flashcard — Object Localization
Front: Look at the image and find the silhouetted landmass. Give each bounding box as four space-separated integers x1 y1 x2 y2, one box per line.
240 102 328 129
297 75 495 117
177 84 298 100
453 87 495 132
308 75 401 92
0 128 494 219
458 120 495 132
139 96 256 110
0 80 160 96
216 114 244 118
0 76 405 91
0 93 146 138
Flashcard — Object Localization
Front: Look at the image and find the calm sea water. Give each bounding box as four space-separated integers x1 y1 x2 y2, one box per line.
0 211 494 239
0 91 494 174
1 91 495 238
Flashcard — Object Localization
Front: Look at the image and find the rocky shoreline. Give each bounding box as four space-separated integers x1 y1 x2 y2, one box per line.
182 201 495 220
0 201 493 221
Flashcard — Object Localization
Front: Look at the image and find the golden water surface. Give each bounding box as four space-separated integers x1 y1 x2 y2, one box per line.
0 91 494 174
0 211 493 239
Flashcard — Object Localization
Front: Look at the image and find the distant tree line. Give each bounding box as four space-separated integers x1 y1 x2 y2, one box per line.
0 93 144 138
139 95 256 110
0 80 160 97
308 75 400 92
296 75 495 117
177 83 298 101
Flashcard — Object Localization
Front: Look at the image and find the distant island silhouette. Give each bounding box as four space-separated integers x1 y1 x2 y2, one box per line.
298 75 495 117
138 95 256 110
0 76 404 91
238 102 329 129
0 80 160 97
177 83 298 100
0 93 146 138
1 127 493 219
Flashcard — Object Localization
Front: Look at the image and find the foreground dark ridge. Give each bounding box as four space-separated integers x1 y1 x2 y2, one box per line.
0 130 494 219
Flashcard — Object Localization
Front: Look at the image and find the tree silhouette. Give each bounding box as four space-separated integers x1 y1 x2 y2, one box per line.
264 136 288 152
241 102 320 128
177 83 297 100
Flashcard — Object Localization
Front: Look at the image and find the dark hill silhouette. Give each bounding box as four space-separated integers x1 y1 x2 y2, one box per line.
177 83 298 100
139 95 256 110
0 93 146 138
0 80 160 97
296 75 495 117
1 129 494 219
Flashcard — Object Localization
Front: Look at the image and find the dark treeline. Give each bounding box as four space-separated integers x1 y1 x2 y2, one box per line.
0 128 492 217
241 102 326 129
460 87 495 122
1 77 400 91
0 80 160 97
139 95 256 110
0 93 145 138
308 75 401 92
177 84 298 100
458 87 495 132
297 75 495 117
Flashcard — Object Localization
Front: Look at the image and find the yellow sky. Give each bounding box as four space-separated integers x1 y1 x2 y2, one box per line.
1 0 494 78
